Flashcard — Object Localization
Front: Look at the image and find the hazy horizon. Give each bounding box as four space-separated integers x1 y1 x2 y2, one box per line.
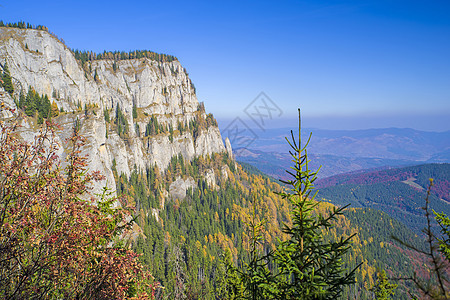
2 0 450 132
217 113 450 132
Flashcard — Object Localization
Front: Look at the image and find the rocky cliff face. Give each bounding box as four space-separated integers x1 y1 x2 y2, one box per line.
0 27 230 196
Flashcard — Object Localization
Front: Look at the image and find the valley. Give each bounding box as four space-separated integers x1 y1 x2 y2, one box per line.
224 126 450 179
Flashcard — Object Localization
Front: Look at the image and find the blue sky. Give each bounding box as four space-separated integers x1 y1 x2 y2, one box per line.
2 0 450 131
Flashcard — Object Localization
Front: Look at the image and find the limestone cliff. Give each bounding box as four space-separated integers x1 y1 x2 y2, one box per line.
0 27 231 197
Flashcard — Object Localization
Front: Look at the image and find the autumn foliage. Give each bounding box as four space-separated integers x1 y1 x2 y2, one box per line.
0 105 158 299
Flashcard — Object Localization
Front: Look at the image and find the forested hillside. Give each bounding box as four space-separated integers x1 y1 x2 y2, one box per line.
113 152 429 299
116 155 291 298
316 164 450 233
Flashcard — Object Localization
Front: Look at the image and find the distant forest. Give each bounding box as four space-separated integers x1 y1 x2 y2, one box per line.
71 49 177 64
0 20 48 31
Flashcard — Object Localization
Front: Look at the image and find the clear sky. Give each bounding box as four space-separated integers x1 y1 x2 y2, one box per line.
2 0 450 131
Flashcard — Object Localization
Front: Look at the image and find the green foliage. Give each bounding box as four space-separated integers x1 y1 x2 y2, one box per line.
205 113 218 127
275 112 358 299
169 123 174 142
93 68 99 81
119 109 427 299
190 118 200 139
342 207 423 299
104 108 110 123
115 149 288 299
153 112 217 142
17 87 51 121
115 104 128 137
225 204 277 299
0 21 67 46
1 62 14 95
110 109 436 299
0 20 48 31
72 49 177 65
219 249 243 299
145 115 166 136
435 211 450 261
133 103 138 119
372 270 397 300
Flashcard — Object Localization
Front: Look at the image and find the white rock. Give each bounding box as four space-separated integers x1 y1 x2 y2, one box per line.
169 176 196 200
0 27 228 197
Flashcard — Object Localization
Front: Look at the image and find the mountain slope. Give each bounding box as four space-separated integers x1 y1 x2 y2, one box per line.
120 151 425 299
316 163 450 232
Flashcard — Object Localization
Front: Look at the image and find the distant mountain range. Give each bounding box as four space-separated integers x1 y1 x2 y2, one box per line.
235 148 414 179
222 127 450 178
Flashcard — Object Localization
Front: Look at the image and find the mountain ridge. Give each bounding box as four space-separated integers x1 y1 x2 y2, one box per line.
220 125 450 161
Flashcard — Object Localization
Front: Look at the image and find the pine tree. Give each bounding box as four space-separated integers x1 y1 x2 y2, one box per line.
40 94 51 118
37 113 44 124
223 109 359 299
1 62 14 95
273 108 359 299
372 270 397 300
51 101 59 117
115 104 128 137
133 103 138 119
18 91 25 109
104 108 110 123
24 87 36 116
94 69 99 82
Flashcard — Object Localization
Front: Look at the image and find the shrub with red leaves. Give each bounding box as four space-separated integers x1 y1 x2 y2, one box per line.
0 104 159 299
